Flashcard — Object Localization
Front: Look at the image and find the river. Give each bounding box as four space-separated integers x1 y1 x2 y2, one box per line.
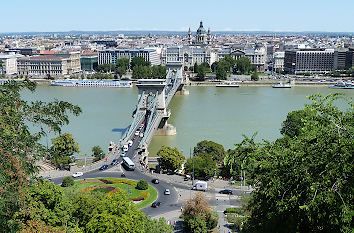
22 84 353 158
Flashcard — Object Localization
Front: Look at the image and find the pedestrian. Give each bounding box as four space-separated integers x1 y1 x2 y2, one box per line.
180 206 183 212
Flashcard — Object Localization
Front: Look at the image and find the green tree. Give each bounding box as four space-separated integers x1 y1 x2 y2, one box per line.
215 63 227 80
157 146 185 172
15 180 75 231
50 133 79 169
131 57 150 69
136 179 148 190
223 133 260 184
280 109 315 138
242 94 353 233
92 145 105 162
196 66 206 81
145 217 173 233
0 80 81 232
235 57 255 74
116 58 130 71
193 62 199 73
61 177 74 187
194 140 226 163
250 72 259 81
185 153 217 180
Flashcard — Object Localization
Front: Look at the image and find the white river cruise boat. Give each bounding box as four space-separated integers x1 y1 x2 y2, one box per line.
50 79 133 88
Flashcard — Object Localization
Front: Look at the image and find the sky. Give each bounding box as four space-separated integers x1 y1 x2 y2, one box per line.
1 0 353 33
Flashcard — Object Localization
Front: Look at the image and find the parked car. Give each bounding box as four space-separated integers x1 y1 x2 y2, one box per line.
111 159 119 165
121 152 126 157
219 189 233 195
99 164 109 170
43 176 52 181
134 130 140 136
152 179 159 184
151 201 161 208
139 132 144 138
72 172 84 178
164 189 170 195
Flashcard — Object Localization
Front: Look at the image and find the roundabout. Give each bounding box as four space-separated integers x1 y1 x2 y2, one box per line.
63 177 158 209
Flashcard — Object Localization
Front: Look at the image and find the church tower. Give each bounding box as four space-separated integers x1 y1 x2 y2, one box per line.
188 27 192 45
196 21 207 45
207 28 211 44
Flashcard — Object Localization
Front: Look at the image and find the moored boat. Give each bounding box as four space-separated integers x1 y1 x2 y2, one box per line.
328 81 354 89
216 81 240 87
272 83 292 88
50 79 133 88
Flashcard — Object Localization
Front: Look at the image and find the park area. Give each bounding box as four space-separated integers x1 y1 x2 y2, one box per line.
63 177 157 209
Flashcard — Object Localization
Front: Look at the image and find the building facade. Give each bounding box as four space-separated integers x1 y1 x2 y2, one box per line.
81 55 98 71
18 55 67 76
98 49 160 66
0 53 23 75
284 49 336 74
161 46 217 68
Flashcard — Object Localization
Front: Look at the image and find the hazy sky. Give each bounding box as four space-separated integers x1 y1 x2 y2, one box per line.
1 0 353 32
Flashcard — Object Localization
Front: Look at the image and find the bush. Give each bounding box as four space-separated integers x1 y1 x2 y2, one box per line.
224 207 244 215
61 177 74 187
136 179 148 190
251 72 259 81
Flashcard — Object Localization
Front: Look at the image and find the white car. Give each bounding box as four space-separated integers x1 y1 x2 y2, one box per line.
72 172 83 178
139 132 144 138
164 189 170 195
135 130 140 136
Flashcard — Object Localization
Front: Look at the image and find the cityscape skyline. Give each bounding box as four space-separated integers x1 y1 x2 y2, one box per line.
1 0 354 33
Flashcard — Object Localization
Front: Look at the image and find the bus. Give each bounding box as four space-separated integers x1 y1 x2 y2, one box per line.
122 157 135 171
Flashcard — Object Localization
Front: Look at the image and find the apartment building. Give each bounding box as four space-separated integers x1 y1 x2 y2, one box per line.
98 49 160 66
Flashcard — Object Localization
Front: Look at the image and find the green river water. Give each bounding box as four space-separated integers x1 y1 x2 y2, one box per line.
22 85 353 158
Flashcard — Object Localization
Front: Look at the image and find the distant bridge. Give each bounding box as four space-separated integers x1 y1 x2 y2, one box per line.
119 62 186 161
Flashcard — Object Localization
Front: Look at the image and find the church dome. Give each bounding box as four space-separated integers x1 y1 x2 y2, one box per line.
197 21 206 34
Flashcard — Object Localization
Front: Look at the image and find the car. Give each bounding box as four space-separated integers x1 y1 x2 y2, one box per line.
164 189 170 195
72 172 84 178
139 132 144 138
184 176 190 181
99 164 109 170
219 189 233 195
134 130 140 136
43 176 52 181
111 159 119 165
152 179 159 184
121 152 126 157
151 201 161 208
128 140 133 147
121 173 126 177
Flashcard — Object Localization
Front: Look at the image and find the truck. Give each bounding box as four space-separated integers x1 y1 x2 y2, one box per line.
193 181 207 191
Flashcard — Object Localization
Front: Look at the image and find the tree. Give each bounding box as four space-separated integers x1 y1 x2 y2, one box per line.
130 57 150 69
0 80 81 232
181 193 217 232
61 177 74 187
116 58 130 71
194 140 226 163
50 133 79 169
193 63 199 73
250 72 259 81
196 67 206 81
157 146 185 172
136 179 148 190
235 57 255 74
15 180 76 231
215 63 227 80
242 94 353 233
223 134 260 184
92 145 105 162
145 217 173 233
185 153 217 180
280 109 315 138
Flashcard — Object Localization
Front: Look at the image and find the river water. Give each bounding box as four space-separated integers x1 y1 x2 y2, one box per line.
22 84 353 157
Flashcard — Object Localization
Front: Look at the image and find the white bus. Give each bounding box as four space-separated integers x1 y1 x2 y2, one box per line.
122 157 135 171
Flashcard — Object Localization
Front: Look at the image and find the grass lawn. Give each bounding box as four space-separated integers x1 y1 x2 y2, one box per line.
63 177 157 209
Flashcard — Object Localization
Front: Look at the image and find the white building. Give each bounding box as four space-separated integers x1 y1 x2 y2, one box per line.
98 49 160 66
273 52 285 72
0 52 23 75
